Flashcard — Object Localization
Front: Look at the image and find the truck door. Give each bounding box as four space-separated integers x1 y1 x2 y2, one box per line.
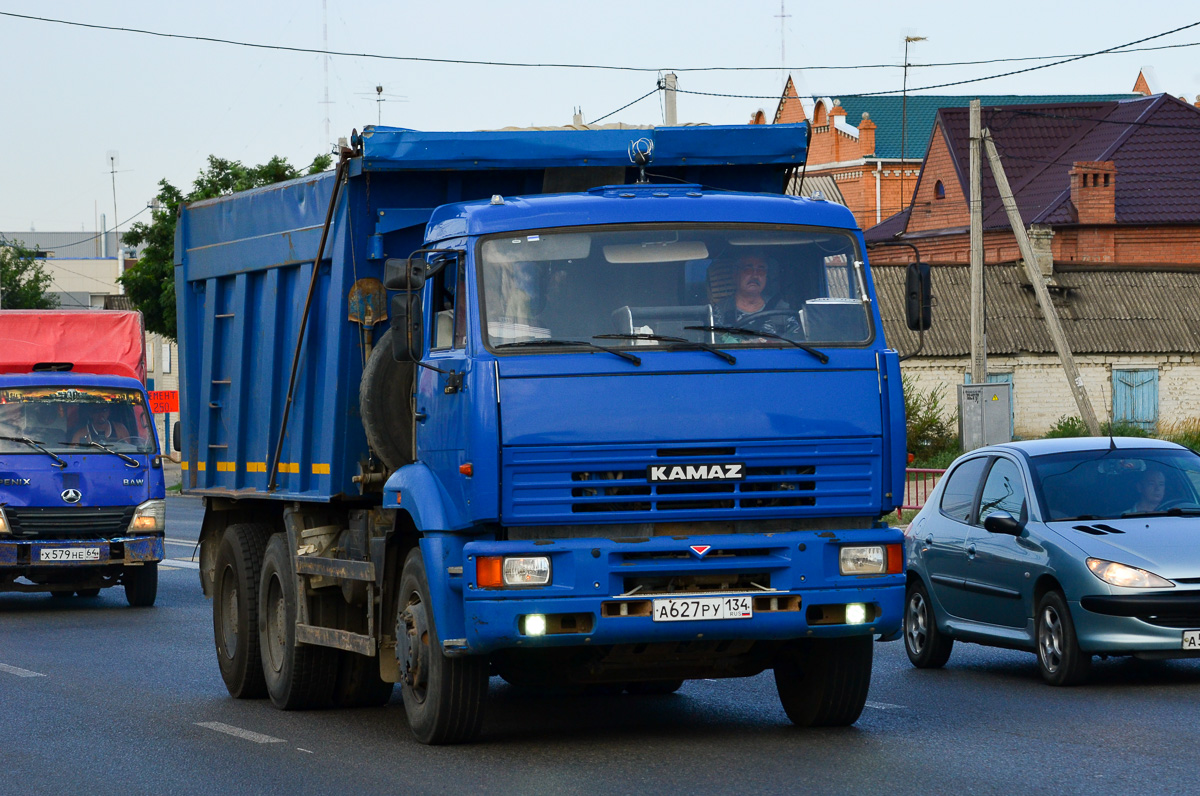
416 254 471 511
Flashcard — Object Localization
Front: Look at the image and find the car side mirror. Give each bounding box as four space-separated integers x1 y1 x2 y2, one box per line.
390 293 425 362
172 420 181 452
905 261 932 331
384 257 427 291
983 511 1022 536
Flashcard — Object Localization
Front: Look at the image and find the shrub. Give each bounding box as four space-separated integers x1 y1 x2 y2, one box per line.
1044 415 1088 438
903 376 959 465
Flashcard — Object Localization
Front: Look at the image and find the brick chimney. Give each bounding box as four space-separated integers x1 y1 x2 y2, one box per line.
1070 161 1117 225
829 102 847 160
858 112 876 157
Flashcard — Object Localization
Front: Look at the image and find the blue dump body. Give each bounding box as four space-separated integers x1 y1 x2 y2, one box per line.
0 372 166 602
177 124 908 741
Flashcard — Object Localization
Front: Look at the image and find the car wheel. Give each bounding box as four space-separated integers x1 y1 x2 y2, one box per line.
1036 590 1091 686
904 579 953 668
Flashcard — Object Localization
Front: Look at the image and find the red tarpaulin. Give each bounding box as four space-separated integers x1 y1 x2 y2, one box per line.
0 310 147 382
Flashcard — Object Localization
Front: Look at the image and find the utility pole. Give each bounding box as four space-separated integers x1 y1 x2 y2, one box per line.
969 99 987 384
107 150 121 272
663 73 678 126
775 0 791 88
982 129 1101 435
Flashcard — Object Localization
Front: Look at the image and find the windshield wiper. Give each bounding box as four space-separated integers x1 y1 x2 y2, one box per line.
61 439 141 468
0 435 68 468
495 338 641 366
684 325 829 364
1122 507 1200 518
593 333 736 365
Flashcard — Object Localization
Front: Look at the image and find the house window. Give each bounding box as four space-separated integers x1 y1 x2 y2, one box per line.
1112 368 1158 431
934 180 945 200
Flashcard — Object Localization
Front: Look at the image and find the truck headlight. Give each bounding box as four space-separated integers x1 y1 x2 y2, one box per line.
0 507 8 535
1087 558 1173 589
839 544 903 575
129 499 165 533
476 556 552 588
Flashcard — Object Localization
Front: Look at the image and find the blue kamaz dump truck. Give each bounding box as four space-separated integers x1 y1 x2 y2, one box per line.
176 124 927 743
0 310 165 605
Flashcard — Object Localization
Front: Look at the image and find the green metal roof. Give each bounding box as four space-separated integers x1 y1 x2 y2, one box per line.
833 94 1137 160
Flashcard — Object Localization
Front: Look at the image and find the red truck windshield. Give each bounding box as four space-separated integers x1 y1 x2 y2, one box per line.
0 386 156 454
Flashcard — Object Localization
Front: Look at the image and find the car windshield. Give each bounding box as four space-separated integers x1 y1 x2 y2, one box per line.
0 386 157 455
479 225 872 350
1032 448 1200 521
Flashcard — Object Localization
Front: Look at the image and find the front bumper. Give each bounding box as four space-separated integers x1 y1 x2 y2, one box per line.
1074 590 1200 653
452 529 904 655
0 535 164 570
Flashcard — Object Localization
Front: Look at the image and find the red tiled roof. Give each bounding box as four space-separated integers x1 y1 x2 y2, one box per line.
925 95 1200 230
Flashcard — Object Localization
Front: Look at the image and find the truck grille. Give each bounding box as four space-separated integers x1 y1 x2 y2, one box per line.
503 439 879 524
5 507 134 539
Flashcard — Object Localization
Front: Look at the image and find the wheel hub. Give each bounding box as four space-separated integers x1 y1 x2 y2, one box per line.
906 593 928 653
400 598 430 695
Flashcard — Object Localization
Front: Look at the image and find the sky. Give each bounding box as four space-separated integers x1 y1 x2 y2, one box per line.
2 1 1199 237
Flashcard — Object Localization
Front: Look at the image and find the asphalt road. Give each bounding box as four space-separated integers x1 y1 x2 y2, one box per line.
2 496 1200 795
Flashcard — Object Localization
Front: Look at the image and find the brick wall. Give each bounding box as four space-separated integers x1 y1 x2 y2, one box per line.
901 355 1199 438
906 123 969 234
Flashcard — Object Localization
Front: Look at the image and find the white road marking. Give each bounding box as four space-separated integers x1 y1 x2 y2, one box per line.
865 701 905 710
297 748 314 754
196 722 285 744
165 538 198 547
0 663 47 678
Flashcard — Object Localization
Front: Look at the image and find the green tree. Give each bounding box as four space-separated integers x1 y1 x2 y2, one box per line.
0 240 60 309
119 153 333 340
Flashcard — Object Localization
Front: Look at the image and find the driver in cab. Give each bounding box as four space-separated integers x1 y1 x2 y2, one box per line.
711 254 798 337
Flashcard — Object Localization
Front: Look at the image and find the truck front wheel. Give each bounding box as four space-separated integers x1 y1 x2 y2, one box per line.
396 548 487 744
774 636 873 727
213 523 270 699
123 563 158 607
258 534 338 710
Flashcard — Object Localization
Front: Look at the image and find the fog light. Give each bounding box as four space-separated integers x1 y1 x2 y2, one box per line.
504 557 551 586
845 603 868 624
524 614 547 636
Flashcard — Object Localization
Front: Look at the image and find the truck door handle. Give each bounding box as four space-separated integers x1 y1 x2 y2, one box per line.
415 411 428 422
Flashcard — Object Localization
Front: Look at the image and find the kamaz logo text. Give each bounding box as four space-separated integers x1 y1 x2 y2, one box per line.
0 478 31 486
647 463 745 482
123 479 144 486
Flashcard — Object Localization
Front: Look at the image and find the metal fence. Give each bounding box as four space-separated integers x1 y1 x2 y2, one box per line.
898 468 946 520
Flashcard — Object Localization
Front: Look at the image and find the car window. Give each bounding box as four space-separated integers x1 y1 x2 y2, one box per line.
978 458 1026 525
939 456 989 524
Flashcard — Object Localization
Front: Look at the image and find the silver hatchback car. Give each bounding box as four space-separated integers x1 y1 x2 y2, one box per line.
903 437 1200 685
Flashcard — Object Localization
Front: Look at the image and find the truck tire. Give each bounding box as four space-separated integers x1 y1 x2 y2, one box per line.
359 328 415 472
258 533 338 710
213 523 271 699
397 548 487 744
625 679 685 695
123 563 158 607
774 636 873 727
334 651 396 708
76 588 101 598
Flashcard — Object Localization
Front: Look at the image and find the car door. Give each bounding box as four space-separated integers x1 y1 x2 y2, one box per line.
919 455 989 619
962 456 1043 628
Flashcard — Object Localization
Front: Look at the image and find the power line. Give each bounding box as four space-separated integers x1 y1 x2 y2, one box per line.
592 87 661 124
2 10 1198 75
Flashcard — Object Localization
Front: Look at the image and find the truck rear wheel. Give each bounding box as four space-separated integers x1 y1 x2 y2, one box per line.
359 328 415 472
774 636 873 727
123 563 158 607
259 534 338 710
213 523 271 699
397 548 487 744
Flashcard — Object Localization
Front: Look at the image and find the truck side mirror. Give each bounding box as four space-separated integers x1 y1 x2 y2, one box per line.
390 293 425 362
172 420 181 452
905 261 932 331
384 258 427 291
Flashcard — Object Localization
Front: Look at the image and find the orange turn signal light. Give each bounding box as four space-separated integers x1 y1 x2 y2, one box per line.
459 463 474 477
476 556 503 588
886 543 904 574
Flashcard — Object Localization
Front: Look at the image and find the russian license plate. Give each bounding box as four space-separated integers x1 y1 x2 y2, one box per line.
652 595 753 622
39 547 101 562
1182 630 1200 650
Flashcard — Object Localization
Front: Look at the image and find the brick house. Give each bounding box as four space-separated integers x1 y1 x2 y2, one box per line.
750 76 1134 230
866 93 1200 436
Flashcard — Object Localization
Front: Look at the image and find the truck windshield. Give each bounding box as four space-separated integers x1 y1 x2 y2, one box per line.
479 225 872 351
0 387 156 455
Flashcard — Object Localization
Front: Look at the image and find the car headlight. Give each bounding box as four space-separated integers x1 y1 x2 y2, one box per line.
129 499 165 533
839 544 903 575
1086 558 1173 589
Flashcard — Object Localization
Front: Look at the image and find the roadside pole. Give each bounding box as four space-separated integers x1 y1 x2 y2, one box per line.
969 100 987 385
982 129 1102 435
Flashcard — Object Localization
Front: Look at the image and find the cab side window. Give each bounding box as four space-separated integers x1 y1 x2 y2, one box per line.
939 457 988 524
430 255 466 350
978 458 1026 525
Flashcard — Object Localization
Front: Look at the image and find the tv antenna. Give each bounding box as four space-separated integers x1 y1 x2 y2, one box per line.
355 84 408 126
